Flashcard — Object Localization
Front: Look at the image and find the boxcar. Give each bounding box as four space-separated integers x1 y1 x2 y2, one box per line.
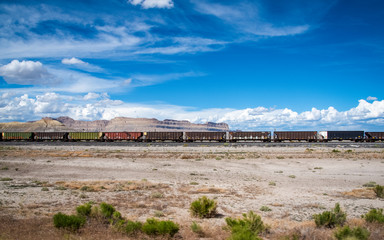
2 132 34 140
185 132 226 142
273 131 318 142
68 132 102 141
326 131 364 142
145 132 183 142
365 132 384 142
229 131 271 142
104 132 143 141
34 132 68 141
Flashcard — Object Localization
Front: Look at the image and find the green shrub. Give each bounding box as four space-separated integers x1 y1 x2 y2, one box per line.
99 202 116 219
363 208 384 223
225 211 265 240
363 181 376 187
0 177 12 181
260 206 271 212
141 218 179 237
374 185 384 198
125 220 142 235
80 185 94 192
334 226 370 240
53 212 85 231
76 202 92 217
191 221 203 235
190 196 217 218
313 203 346 228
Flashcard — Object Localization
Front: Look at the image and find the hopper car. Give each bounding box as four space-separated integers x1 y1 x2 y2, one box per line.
0 131 383 142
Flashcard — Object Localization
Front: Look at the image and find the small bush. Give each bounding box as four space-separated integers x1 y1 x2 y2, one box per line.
226 211 265 240
334 226 370 240
141 218 179 237
100 202 116 219
190 196 217 218
362 181 376 187
76 202 92 217
374 185 384 198
332 149 341 153
313 203 346 228
260 206 272 212
41 187 49 191
53 212 85 231
363 208 384 223
80 185 94 192
125 220 142 235
0 177 13 181
191 221 203 235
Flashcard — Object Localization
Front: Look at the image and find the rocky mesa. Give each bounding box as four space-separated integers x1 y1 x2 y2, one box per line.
0 116 229 132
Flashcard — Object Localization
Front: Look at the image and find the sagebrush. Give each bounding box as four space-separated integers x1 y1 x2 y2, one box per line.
334 226 370 240
363 208 384 223
190 196 217 218
313 203 346 228
225 211 265 240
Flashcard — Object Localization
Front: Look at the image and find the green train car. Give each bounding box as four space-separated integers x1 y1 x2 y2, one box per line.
2 132 34 140
68 132 102 141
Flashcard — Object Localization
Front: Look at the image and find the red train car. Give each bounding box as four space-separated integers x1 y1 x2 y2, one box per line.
103 132 143 141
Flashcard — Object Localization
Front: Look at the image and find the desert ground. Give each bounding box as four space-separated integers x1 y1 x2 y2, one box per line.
0 142 383 239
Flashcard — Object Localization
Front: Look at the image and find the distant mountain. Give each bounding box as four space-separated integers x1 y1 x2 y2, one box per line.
0 116 229 132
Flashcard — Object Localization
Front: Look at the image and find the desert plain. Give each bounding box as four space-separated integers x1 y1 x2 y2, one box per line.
0 142 383 239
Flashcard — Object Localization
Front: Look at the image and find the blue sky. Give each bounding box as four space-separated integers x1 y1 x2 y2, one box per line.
0 0 383 130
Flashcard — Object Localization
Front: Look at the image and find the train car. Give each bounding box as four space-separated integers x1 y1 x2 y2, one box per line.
2 132 34 140
273 131 318 142
185 131 226 142
103 132 143 141
320 131 364 142
145 132 183 142
34 132 68 141
365 132 384 142
229 131 271 142
68 132 102 141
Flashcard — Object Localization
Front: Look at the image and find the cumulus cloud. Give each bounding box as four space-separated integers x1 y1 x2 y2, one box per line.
1 92 384 131
128 0 173 9
83 92 101 100
62 57 86 65
367 96 378 101
0 60 57 85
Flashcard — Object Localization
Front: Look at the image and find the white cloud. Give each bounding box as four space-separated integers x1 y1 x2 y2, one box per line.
1 93 384 131
83 92 101 100
193 1 309 37
61 57 103 72
128 0 174 9
367 96 378 101
0 60 57 85
62 57 86 65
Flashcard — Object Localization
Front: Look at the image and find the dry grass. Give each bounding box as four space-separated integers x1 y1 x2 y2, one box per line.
341 188 377 199
54 180 169 192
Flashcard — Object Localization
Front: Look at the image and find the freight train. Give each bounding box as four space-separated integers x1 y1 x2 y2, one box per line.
0 131 383 142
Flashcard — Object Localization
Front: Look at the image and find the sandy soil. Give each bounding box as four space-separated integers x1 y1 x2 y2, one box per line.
0 144 383 239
